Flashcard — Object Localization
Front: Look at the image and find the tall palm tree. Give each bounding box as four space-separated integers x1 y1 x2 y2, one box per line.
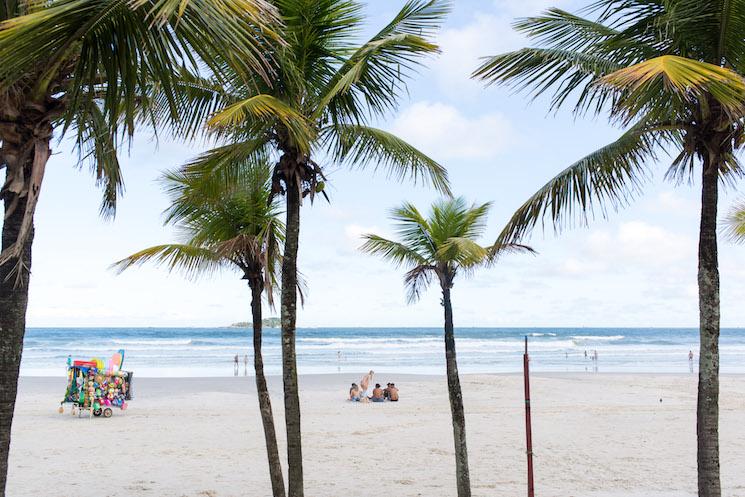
112 159 287 497
171 2 452 495
361 197 532 497
724 201 745 242
0 2 279 494
473 3 745 495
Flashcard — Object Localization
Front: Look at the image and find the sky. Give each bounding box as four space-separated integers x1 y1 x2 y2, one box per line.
19 0 745 328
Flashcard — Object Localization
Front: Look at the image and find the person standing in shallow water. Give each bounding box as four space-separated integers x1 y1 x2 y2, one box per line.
233 354 239 376
689 350 695 373
244 354 249 376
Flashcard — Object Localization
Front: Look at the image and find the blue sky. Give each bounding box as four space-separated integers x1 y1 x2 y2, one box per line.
23 0 745 328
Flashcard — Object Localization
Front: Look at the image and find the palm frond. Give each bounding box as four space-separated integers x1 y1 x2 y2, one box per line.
0 0 279 139
473 47 622 114
435 237 489 268
390 202 437 259
208 94 314 153
317 0 449 122
71 101 124 218
147 68 243 141
717 0 745 72
496 122 662 245
325 124 450 195
472 4 657 114
111 244 224 279
598 55 745 123
724 200 745 243
487 242 537 261
164 140 272 211
403 264 435 304
359 234 428 268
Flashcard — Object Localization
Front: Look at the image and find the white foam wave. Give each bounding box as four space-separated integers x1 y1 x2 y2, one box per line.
113 339 193 345
571 335 625 342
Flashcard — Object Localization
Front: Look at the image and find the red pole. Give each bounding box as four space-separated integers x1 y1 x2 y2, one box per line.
524 336 535 497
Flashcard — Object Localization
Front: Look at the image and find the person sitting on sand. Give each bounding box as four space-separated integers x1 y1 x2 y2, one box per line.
383 383 392 400
349 383 361 402
388 383 399 402
359 370 374 397
371 384 384 402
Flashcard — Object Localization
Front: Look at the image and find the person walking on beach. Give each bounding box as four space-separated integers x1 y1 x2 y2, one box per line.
233 354 239 376
243 354 248 376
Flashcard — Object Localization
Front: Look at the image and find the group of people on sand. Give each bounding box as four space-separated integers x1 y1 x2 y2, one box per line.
348 370 399 403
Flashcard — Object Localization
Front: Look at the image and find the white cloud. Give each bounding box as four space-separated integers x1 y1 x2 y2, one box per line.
343 224 386 250
587 221 692 263
390 101 515 160
433 14 519 94
431 1 574 95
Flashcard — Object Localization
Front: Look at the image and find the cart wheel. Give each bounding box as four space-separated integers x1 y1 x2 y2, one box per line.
93 408 102 417
103 408 113 418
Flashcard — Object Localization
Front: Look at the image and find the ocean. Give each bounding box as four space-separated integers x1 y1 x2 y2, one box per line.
20 327 745 377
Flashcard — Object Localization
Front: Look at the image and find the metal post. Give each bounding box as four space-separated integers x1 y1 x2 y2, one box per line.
524 336 535 497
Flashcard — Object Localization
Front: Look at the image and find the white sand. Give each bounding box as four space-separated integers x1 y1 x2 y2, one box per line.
7 373 745 497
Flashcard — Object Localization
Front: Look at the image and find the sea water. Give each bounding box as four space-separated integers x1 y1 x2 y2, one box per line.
20 327 745 377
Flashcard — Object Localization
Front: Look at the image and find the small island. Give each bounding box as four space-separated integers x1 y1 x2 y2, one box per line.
230 318 281 329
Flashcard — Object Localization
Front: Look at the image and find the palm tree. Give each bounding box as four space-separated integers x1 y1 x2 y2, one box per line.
361 197 532 497
112 159 287 497
171 2 452 495
472 2 745 495
0 2 279 493
724 202 745 242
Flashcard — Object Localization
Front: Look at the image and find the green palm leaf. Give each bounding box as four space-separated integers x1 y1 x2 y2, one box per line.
496 123 662 244
111 244 225 279
359 234 428 268
326 124 450 195
208 95 315 153
598 55 745 122
724 200 745 242
317 0 449 122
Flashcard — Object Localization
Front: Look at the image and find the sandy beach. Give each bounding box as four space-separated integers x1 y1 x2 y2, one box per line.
7 373 745 497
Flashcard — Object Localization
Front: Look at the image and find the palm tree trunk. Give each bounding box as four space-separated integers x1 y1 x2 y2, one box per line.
0 201 33 497
0 126 49 497
250 282 286 497
280 178 303 497
697 154 721 497
442 287 471 497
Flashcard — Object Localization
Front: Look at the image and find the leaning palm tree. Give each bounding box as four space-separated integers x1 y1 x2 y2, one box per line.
112 159 287 497
724 201 745 243
361 197 532 497
473 3 745 495
0 2 279 493
170 2 452 494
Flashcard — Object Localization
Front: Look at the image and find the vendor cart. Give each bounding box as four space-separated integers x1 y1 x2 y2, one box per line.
59 353 133 419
